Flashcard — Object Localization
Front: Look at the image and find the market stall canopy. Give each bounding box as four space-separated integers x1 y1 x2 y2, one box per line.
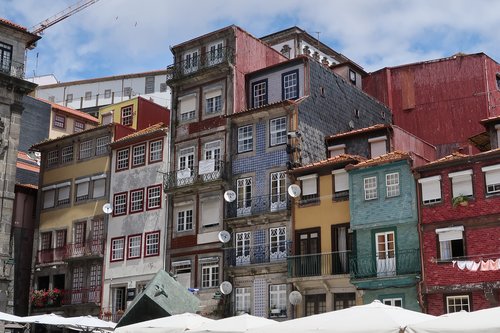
188 313 276 333
64 315 116 331
115 313 213 333
0 311 23 322
18 313 73 326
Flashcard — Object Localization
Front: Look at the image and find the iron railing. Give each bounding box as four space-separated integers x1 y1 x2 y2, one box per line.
287 250 351 278
36 247 66 264
224 241 292 267
100 308 124 323
0 59 25 79
62 287 101 305
350 248 421 279
64 239 105 259
225 194 291 219
163 161 225 191
169 47 234 80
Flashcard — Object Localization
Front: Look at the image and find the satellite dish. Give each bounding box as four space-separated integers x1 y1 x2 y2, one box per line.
223 190 236 202
218 230 231 243
288 184 301 198
102 203 113 214
220 281 233 295
289 291 303 305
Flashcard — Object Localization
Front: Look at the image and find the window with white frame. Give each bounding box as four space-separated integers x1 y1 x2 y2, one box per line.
236 177 252 216
179 94 196 122
55 229 66 249
147 185 162 210
177 206 193 232
121 106 133 126
149 139 163 163
383 298 403 307
56 182 71 205
208 41 224 65
145 76 155 94
79 140 93 159
72 266 84 291
235 287 251 314
449 170 473 198
178 146 194 175
369 136 387 158
74 120 85 133
42 186 56 209
201 262 219 288
92 175 106 198
145 231 160 257
75 178 90 202
205 88 222 114
386 172 400 198
482 164 500 195
127 235 142 259
418 176 442 204
235 231 251 265
130 189 144 213
96 136 110 155
113 192 127 216
329 144 345 158
111 237 125 261
446 295 470 313
183 50 199 74
436 226 465 260
53 114 65 129
270 227 287 260
270 117 287 146
269 284 287 313
201 197 220 228
132 144 146 167
61 145 73 164
270 171 286 211
116 148 129 171
298 174 318 202
282 70 298 100
202 140 221 173
47 150 59 167
238 125 253 153
333 169 349 200
364 176 378 200
252 80 268 108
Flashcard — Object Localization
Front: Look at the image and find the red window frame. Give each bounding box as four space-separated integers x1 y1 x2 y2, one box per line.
116 148 130 171
41 232 52 250
113 192 128 216
74 120 85 133
144 231 160 257
146 184 162 210
129 188 144 214
127 234 142 259
55 229 67 248
53 114 66 129
110 237 125 262
149 139 163 163
121 105 133 126
132 143 146 168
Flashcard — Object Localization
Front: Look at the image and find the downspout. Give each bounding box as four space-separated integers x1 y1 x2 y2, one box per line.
484 57 492 118
414 170 426 313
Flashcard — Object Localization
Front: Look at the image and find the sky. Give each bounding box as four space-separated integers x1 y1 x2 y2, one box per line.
2 0 500 83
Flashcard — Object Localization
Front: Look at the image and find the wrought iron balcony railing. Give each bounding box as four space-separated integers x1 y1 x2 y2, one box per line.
64 239 105 260
224 241 292 267
0 59 25 79
225 194 291 219
36 247 66 264
163 161 225 191
349 248 421 280
62 287 101 305
169 47 234 80
287 250 351 278
100 308 124 323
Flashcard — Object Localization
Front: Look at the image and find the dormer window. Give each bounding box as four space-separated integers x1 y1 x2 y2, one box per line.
282 70 299 100
252 79 268 108
349 69 357 85
183 49 199 74
208 41 224 66
368 136 387 158
448 170 473 199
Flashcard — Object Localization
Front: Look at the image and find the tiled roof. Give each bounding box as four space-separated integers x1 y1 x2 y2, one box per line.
112 122 167 145
326 124 390 140
35 97 99 123
415 148 500 171
0 18 27 31
228 100 297 118
290 154 366 173
31 123 112 149
419 152 469 167
347 151 411 170
480 115 500 124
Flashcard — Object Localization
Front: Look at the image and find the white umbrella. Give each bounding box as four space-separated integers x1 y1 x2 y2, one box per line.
115 313 214 333
65 315 116 331
188 313 276 333
0 311 23 322
406 306 500 333
18 313 73 326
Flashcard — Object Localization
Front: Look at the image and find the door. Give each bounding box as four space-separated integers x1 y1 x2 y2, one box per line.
269 227 287 261
73 221 86 257
270 171 287 211
177 147 194 185
202 140 221 180
236 177 252 216
332 224 352 274
376 231 396 277
295 229 320 277
91 219 104 255
235 232 251 265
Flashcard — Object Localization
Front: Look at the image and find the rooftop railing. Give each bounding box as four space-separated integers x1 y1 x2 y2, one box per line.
169 47 234 80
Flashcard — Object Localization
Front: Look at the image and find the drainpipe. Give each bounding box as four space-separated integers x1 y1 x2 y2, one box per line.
414 170 426 313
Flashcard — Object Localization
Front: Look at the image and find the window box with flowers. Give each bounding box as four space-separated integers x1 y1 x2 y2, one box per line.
31 288 62 308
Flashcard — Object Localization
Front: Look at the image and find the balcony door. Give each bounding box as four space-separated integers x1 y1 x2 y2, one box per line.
270 171 287 212
375 231 396 277
73 221 86 257
91 219 104 255
295 229 320 277
235 231 251 265
236 177 252 216
177 147 194 185
332 224 352 274
202 140 221 181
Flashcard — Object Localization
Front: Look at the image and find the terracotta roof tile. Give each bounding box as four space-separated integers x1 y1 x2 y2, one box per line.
420 152 469 167
228 100 297 118
480 115 500 124
347 151 411 170
35 97 99 124
0 18 27 31
112 123 167 145
290 154 366 173
31 123 113 149
326 124 390 140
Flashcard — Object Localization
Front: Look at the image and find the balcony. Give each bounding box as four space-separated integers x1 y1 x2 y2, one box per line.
287 251 351 278
225 194 291 219
163 161 225 191
64 239 105 260
62 287 101 305
349 249 420 280
0 59 25 79
169 47 234 81
37 247 66 264
100 308 124 323
224 241 292 267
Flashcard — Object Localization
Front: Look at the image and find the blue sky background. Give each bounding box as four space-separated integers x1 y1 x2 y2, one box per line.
2 0 500 82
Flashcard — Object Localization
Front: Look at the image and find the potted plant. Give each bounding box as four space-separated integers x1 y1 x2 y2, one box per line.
452 194 469 207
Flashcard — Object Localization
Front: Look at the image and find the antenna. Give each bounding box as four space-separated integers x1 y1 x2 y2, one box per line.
219 281 233 295
102 203 113 214
287 184 301 198
223 190 236 203
218 230 231 243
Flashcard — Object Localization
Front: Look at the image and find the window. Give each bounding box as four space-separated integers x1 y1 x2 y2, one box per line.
179 95 196 121
418 176 442 204
130 189 144 213
349 69 357 85
236 177 252 216
123 87 132 97
329 144 346 158
252 79 268 108
84 91 92 101
55 229 66 248
149 140 163 163
61 145 73 164
282 70 299 100
132 144 146 167
306 294 327 316
147 185 162 210
159 83 167 93
145 231 160 257
269 284 287 316
482 164 500 194
383 298 403 307
177 207 193 232
183 50 199 74
92 175 106 198
79 140 93 159
121 106 133 126
201 197 220 228
449 170 473 198
334 293 356 310
113 192 127 216
53 114 65 129
48 96 55 102
116 148 129 171
235 232 251 265
42 186 56 209
178 146 194 173
238 125 253 153
235 287 251 314
104 89 112 98
369 136 387 158
57 182 71 205
89 264 102 301
446 295 470 313
172 260 191 288
206 94 222 114
40 232 52 250
145 76 155 94
127 235 142 259
47 150 59 167
436 226 464 260
364 176 377 200
112 287 126 312
74 221 86 245
96 136 110 155
270 171 287 211
66 94 73 103
270 227 287 261
111 237 125 261
0 42 13 74
202 140 221 174
386 172 400 198
75 178 90 202
270 117 287 146
201 262 219 288
74 120 85 133
332 169 349 200
208 41 224 66
298 174 318 203
72 266 84 292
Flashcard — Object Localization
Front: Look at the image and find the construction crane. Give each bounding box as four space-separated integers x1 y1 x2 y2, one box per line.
29 0 99 35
